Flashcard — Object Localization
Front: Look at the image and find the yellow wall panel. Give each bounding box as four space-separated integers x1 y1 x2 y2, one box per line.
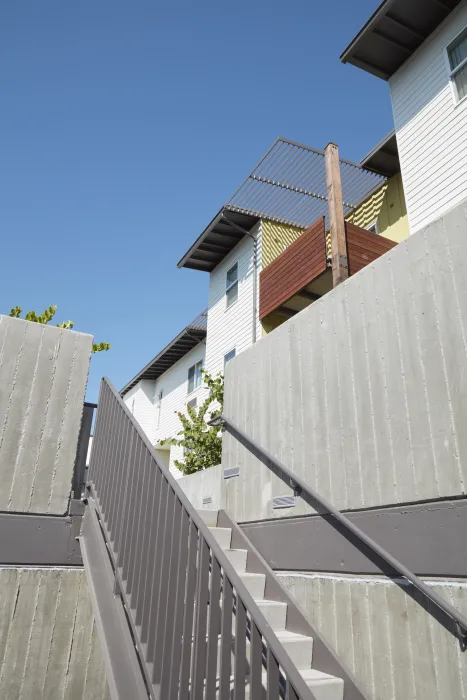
261 220 306 268
346 173 409 243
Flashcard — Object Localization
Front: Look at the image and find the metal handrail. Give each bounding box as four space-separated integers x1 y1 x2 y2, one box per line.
87 378 319 699
212 413 467 648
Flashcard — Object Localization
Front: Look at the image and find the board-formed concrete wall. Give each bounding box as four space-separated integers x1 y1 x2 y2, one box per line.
0 568 109 700
0 316 92 514
222 200 467 521
278 572 467 700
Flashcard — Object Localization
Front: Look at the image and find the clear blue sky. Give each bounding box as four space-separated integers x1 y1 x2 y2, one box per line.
0 0 391 403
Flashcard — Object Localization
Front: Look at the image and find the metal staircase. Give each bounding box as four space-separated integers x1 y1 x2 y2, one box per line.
80 378 367 700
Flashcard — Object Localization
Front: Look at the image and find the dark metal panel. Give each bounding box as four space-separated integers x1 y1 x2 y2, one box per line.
241 499 467 577
0 511 82 566
72 402 96 499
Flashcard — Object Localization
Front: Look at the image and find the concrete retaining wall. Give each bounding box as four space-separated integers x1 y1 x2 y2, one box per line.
0 316 92 514
178 463 224 510
222 201 467 521
279 572 467 700
0 568 109 699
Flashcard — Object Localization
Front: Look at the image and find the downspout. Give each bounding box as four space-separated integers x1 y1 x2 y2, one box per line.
222 214 258 345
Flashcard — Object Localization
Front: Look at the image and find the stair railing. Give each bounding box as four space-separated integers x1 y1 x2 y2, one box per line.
211 413 467 649
85 377 319 700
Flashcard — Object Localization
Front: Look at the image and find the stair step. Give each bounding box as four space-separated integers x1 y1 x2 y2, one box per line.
209 527 232 549
299 670 344 700
224 548 248 571
255 600 287 630
275 629 314 670
197 509 219 527
238 572 266 599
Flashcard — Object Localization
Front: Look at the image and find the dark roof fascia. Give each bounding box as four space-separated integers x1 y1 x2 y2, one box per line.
340 0 462 80
120 314 207 396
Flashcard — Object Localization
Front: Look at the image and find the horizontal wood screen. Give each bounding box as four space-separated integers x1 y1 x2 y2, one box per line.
345 222 398 276
259 217 326 320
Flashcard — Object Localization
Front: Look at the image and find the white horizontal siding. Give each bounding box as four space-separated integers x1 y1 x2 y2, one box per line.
123 342 208 478
390 0 467 232
205 222 262 377
123 380 156 443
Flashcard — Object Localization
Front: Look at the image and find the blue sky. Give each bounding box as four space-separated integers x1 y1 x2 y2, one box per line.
0 0 391 403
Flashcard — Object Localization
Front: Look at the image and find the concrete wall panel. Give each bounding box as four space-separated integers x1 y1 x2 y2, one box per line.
0 316 92 514
279 573 467 700
222 202 467 521
0 568 109 700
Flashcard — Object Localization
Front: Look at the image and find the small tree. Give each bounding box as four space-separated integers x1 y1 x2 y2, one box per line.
161 371 224 475
8 305 110 353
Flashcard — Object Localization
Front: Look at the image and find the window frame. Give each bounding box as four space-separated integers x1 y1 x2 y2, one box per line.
224 348 236 368
187 359 203 395
367 220 379 235
225 262 239 310
445 24 467 107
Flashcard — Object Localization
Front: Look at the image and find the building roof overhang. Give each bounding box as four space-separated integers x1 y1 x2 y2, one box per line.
120 310 207 396
340 0 463 80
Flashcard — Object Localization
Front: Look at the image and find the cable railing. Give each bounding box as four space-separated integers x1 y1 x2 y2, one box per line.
85 377 319 700
211 413 467 649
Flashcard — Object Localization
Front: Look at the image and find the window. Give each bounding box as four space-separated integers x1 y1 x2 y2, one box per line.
447 27 467 104
226 263 238 308
224 348 236 368
187 397 197 409
367 221 378 234
187 360 203 394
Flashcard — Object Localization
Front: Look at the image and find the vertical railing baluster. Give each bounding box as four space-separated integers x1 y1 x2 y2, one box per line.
121 435 144 587
141 470 166 644
267 648 280 700
167 507 190 699
160 498 185 697
250 620 263 698
219 575 233 699
153 491 181 685
113 416 134 564
206 556 222 696
234 595 247 700
192 535 210 700
145 477 169 650
138 466 162 631
132 450 154 620
179 521 199 699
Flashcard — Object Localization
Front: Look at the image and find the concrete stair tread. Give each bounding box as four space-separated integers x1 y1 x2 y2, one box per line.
224 548 248 571
196 509 219 527
299 669 344 700
209 526 232 549
238 571 266 599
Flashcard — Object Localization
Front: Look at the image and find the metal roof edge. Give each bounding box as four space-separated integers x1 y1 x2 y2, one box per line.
339 0 394 68
176 209 226 269
120 311 207 396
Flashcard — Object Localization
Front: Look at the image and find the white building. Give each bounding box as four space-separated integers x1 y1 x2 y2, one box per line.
341 0 467 233
121 311 208 477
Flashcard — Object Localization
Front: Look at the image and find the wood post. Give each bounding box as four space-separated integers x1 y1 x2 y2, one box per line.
325 142 349 287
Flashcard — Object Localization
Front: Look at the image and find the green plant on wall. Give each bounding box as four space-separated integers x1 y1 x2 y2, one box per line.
161 370 224 475
8 305 110 353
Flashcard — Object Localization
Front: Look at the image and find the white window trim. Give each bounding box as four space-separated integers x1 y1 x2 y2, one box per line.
445 24 467 108
225 262 239 311
187 360 203 395
367 220 379 235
